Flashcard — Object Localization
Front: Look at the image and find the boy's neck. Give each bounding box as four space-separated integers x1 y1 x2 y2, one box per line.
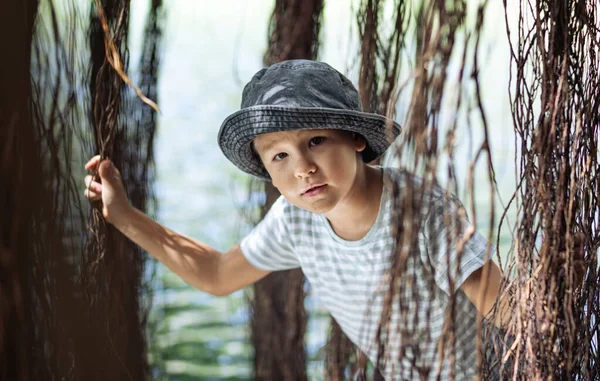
324 164 384 241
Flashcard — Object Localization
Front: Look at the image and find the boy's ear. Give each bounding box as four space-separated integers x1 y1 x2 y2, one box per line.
351 132 367 153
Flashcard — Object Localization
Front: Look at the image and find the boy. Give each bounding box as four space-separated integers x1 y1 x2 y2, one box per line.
84 60 505 380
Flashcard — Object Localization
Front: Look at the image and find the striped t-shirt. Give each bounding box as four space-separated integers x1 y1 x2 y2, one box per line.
241 167 491 380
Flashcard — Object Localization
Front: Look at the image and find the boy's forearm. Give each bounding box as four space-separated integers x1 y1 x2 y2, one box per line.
489 279 533 329
488 288 513 328
112 207 222 295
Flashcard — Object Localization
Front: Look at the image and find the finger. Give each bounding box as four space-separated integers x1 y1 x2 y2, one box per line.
98 160 114 179
84 188 101 200
84 176 103 191
85 155 102 171
91 182 102 193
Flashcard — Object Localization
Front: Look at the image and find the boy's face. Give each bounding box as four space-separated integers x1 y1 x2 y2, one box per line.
253 129 366 214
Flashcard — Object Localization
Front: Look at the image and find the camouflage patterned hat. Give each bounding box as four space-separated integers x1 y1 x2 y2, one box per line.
218 59 402 181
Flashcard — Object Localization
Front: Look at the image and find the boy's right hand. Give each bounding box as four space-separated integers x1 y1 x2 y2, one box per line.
84 155 132 223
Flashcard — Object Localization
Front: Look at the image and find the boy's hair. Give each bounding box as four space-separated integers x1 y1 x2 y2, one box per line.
218 60 401 181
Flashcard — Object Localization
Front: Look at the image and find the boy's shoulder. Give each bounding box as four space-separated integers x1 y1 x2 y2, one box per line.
384 167 441 194
385 167 460 202
383 167 469 230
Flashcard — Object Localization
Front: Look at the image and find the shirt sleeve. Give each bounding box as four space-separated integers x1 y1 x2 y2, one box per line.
420 193 493 295
240 196 301 271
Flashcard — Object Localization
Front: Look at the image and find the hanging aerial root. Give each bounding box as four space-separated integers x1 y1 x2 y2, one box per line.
93 0 159 113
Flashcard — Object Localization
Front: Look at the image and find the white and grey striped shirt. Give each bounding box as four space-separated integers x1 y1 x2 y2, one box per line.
241 167 491 380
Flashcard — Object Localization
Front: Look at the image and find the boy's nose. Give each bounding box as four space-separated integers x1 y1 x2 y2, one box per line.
294 157 317 179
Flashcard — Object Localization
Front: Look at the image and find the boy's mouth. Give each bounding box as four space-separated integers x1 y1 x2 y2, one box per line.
301 184 326 196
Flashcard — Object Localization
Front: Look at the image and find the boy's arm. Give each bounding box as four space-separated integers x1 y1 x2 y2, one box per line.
459 260 509 328
84 156 270 296
460 239 586 329
114 208 270 296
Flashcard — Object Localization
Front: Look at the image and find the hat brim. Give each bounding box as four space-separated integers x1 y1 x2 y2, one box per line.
218 105 402 181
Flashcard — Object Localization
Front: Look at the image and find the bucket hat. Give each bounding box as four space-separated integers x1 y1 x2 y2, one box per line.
218 59 401 180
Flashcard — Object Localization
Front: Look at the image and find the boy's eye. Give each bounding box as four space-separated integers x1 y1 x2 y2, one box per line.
309 137 325 146
273 152 288 161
